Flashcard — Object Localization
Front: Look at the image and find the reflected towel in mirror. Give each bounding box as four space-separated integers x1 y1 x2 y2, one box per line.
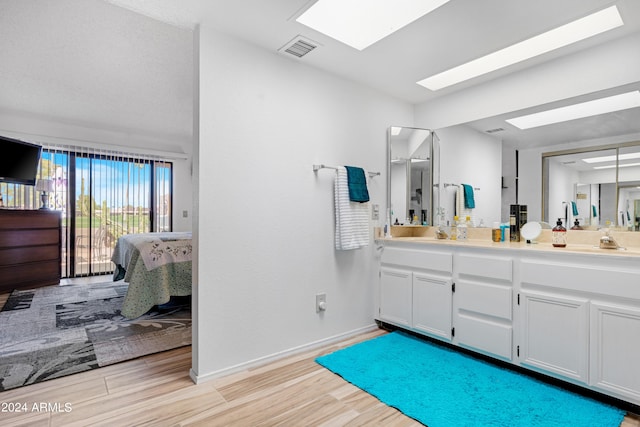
462 183 475 209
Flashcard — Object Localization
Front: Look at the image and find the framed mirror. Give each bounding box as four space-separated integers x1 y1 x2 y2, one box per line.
387 127 439 226
542 141 640 230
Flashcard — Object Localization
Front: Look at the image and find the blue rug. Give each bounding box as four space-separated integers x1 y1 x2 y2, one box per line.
316 332 626 427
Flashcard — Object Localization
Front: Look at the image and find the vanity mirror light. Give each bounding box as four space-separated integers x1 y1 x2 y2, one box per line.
387 127 439 227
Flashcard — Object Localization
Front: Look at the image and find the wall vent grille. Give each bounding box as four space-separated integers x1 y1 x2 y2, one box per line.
279 35 319 58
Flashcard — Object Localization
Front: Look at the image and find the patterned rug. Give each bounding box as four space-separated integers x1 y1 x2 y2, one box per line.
0 281 191 391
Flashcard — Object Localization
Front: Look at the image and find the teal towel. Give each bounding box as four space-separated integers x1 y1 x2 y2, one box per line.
592 205 597 217
345 166 369 203
571 201 579 216
462 184 475 209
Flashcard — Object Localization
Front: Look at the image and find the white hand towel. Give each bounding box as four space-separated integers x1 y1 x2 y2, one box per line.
335 167 370 250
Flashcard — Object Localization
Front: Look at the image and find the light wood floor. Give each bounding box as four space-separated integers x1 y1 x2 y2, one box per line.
1 286 639 426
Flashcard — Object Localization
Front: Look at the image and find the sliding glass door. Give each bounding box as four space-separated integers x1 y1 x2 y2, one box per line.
0 146 173 278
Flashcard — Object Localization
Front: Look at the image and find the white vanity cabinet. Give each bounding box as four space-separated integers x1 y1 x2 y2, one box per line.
590 301 640 403
520 256 640 402
379 267 412 327
379 246 453 341
519 290 589 383
454 253 513 361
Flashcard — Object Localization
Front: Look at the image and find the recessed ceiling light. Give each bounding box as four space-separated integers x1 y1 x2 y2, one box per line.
417 5 623 90
505 91 640 129
593 162 640 170
583 152 640 164
296 0 451 51
391 126 402 136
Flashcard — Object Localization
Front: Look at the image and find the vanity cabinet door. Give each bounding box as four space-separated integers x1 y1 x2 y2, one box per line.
412 273 452 341
379 267 412 327
590 302 640 404
520 291 589 384
455 254 513 361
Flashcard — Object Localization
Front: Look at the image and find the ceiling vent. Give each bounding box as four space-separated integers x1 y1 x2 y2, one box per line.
279 35 319 58
485 128 505 134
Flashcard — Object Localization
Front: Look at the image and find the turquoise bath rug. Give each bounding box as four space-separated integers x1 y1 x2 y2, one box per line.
316 332 625 427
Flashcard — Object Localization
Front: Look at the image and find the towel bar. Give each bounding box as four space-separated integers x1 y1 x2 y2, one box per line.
313 164 380 177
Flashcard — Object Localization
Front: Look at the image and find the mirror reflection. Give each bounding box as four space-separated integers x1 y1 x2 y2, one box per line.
388 127 438 226
543 142 640 230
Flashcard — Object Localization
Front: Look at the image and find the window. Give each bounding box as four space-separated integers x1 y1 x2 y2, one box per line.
0 145 173 277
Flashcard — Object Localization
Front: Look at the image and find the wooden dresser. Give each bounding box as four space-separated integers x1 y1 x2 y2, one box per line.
0 209 61 292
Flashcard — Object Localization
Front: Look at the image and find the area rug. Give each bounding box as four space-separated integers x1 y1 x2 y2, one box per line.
0 281 191 391
316 332 625 427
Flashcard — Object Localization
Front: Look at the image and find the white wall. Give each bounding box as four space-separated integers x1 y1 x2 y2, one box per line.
435 125 502 227
193 26 413 380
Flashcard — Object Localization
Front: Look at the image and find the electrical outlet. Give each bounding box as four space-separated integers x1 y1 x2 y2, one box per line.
182 210 189 218
372 204 379 220
316 293 326 313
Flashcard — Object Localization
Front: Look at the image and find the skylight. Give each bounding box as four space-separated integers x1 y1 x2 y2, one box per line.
417 5 624 90
296 0 451 51
505 91 640 129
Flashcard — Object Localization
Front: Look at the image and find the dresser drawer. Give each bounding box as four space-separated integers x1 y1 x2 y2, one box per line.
0 260 60 287
0 229 60 248
0 210 60 229
0 245 60 266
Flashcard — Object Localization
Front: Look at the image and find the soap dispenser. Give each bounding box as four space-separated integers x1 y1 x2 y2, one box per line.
552 218 567 247
571 219 583 230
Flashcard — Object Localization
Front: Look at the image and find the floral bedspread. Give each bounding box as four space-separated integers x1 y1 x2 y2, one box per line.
138 239 192 271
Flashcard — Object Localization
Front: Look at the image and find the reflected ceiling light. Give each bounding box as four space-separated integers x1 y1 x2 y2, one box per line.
391 126 402 136
417 5 623 90
506 91 640 130
583 151 640 164
296 0 451 50
593 162 640 170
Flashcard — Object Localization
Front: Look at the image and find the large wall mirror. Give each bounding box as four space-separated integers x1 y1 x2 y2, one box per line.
543 142 640 230
387 127 439 226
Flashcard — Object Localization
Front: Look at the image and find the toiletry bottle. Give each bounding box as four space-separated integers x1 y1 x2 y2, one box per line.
458 216 468 241
492 222 501 242
552 218 567 247
451 217 458 240
571 219 582 230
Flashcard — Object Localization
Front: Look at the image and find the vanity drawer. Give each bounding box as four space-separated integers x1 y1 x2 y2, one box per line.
521 260 640 300
457 280 512 320
456 314 512 361
382 247 452 273
457 253 512 282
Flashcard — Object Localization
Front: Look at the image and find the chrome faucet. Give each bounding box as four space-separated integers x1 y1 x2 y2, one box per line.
599 230 619 249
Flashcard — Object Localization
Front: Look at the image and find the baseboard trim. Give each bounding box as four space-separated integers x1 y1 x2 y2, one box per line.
189 323 378 385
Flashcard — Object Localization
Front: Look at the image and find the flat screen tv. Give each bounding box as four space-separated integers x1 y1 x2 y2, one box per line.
0 135 42 186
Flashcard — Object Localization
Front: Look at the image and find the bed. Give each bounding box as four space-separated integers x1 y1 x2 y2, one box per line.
111 232 192 319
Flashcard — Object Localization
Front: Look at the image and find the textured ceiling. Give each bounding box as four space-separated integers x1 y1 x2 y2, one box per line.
0 0 193 144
